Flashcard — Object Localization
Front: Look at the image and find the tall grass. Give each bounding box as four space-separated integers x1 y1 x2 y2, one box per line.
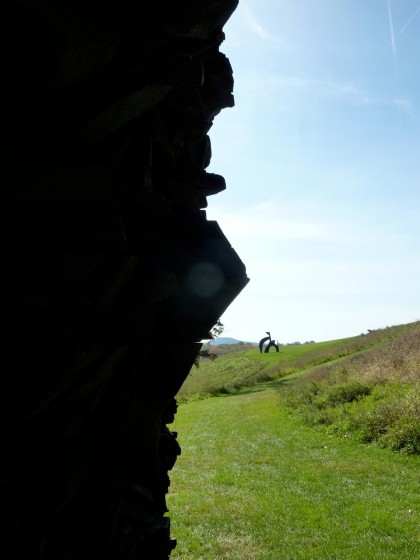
278 326 420 454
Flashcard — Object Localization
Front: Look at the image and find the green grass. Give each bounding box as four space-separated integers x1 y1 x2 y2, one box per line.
277 325 420 454
168 322 420 557
178 323 420 454
178 340 350 400
168 385 420 559
178 322 419 401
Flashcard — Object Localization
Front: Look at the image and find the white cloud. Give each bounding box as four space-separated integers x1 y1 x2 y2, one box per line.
218 213 330 241
235 69 413 111
211 198 387 247
396 6 420 39
242 2 270 40
392 96 416 117
238 1 291 49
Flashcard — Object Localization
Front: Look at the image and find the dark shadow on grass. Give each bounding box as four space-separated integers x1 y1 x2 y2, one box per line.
209 376 294 399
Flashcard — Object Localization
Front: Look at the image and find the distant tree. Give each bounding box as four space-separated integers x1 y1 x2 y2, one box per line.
194 349 217 367
210 319 224 339
194 319 224 367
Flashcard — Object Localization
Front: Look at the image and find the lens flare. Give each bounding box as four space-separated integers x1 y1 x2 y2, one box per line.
187 262 225 298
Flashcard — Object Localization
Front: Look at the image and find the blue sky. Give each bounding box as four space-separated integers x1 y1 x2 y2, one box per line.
206 0 420 343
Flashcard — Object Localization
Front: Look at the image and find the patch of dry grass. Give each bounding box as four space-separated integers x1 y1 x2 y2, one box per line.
278 325 420 453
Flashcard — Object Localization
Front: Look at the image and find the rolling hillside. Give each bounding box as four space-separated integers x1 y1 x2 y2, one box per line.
179 321 419 400
177 320 419 455
169 321 419 558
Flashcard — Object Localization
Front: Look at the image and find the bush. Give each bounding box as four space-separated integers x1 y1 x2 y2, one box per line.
381 388 420 453
346 399 396 443
315 381 372 408
278 377 420 454
384 416 420 454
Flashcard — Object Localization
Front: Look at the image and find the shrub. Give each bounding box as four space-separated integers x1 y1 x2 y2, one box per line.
315 381 372 408
279 376 420 454
209 386 230 396
384 416 420 454
347 399 395 443
381 388 420 453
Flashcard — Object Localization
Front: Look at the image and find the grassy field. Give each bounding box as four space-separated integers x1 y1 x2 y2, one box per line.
179 322 418 396
168 322 420 558
168 385 420 559
177 322 419 455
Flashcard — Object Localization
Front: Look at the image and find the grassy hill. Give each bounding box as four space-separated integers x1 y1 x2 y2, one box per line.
177 321 420 454
169 322 419 558
206 336 253 346
179 321 419 400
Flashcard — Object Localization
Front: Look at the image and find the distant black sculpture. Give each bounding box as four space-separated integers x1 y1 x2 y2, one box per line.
259 331 279 353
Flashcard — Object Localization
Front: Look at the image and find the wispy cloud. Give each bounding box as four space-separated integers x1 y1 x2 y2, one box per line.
392 96 415 117
242 2 270 40
387 0 397 64
382 4 420 60
209 196 412 257
239 1 290 48
218 198 340 241
237 71 391 107
321 78 375 105
236 68 416 115
218 212 330 242
396 6 420 39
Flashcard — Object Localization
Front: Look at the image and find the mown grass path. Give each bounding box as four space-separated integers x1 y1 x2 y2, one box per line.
168 383 420 559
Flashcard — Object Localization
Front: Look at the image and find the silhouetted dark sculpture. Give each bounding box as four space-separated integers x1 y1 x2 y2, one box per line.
259 332 271 352
259 331 280 353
